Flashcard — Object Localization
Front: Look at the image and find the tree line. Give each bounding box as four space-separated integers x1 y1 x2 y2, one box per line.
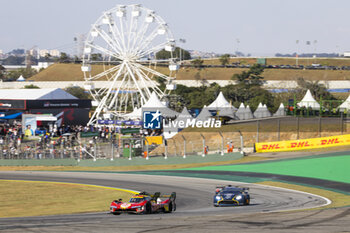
166 64 337 113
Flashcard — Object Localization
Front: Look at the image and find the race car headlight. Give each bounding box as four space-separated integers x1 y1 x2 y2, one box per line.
215 196 221 200
235 195 242 200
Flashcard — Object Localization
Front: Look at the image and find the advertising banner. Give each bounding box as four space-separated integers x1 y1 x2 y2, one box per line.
0 100 26 110
26 99 91 109
145 136 163 145
255 134 350 153
97 120 143 125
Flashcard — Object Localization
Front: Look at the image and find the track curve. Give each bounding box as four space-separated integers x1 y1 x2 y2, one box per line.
0 171 330 232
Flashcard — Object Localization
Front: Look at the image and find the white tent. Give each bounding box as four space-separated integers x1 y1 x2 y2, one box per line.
208 92 237 109
273 103 286 116
245 105 254 119
17 75 25 81
235 103 246 120
175 107 194 122
207 91 236 118
255 104 272 118
254 103 266 118
196 106 212 121
338 95 350 111
297 90 320 110
236 103 254 120
123 107 142 120
141 92 178 117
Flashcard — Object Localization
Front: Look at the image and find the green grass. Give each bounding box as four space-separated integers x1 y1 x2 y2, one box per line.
185 154 350 184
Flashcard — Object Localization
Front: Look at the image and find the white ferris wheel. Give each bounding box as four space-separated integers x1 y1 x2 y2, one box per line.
82 4 179 125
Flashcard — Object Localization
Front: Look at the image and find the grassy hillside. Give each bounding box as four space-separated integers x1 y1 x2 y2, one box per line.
29 57 350 82
200 57 350 66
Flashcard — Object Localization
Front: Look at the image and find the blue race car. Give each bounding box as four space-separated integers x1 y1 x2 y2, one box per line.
213 185 250 207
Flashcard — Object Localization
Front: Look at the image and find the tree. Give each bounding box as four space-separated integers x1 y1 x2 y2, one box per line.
163 94 187 112
219 54 230 66
44 53 52 62
0 65 5 80
58 52 70 63
296 77 335 100
155 47 191 60
232 64 264 86
2 56 25 65
24 84 40 89
65 86 91 99
91 53 103 61
5 68 37 81
191 57 204 68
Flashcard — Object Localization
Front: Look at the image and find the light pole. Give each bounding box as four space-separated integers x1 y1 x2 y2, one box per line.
313 40 317 63
235 38 240 56
178 38 186 63
179 38 186 63
296 40 299 66
306 40 311 66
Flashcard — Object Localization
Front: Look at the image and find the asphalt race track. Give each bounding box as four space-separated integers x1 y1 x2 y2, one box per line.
0 171 349 233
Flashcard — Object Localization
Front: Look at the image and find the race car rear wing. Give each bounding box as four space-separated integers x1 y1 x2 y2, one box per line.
160 192 176 201
146 192 176 201
216 185 249 191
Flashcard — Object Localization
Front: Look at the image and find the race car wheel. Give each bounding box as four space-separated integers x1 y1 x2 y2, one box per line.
145 202 152 214
244 198 250 205
112 212 121 215
168 202 173 213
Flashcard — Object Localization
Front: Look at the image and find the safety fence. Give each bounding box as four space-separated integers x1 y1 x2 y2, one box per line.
0 130 245 161
154 131 244 157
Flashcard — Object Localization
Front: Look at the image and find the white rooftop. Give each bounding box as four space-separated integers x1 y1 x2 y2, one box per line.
0 88 78 100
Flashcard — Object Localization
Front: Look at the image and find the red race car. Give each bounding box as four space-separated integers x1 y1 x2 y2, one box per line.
110 191 176 215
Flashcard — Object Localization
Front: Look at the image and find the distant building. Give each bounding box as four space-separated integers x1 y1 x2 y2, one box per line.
28 48 38 57
0 50 5 59
39 49 49 57
189 50 218 58
32 62 54 71
49 49 60 57
38 49 60 57
344 52 350 58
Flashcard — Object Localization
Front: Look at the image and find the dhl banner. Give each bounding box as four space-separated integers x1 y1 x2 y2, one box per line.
145 136 163 145
255 134 350 153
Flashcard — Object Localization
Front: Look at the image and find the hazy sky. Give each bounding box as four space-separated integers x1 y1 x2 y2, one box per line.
1 0 350 56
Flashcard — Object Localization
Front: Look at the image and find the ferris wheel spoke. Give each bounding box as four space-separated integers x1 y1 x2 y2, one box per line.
117 17 128 51
136 63 171 80
94 25 123 54
107 72 128 109
136 25 162 54
130 22 148 54
110 23 127 52
103 15 128 52
137 41 168 58
87 43 121 60
87 65 121 81
136 66 166 96
126 13 136 52
100 62 126 109
118 78 132 112
124 62 148 105
130 65 153 98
